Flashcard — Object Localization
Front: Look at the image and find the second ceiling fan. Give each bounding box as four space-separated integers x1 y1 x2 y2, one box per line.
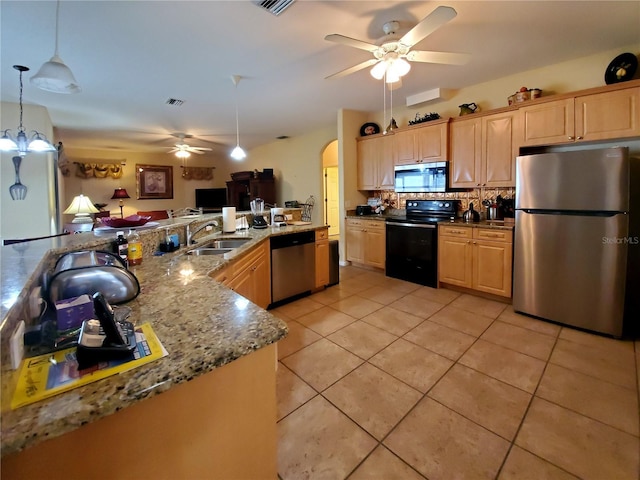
325 5 469 82
167 133 213 158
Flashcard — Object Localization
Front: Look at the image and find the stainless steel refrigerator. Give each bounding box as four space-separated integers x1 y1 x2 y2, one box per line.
513 147 639 337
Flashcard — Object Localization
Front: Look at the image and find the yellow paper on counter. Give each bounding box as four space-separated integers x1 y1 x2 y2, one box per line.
11 323 167 410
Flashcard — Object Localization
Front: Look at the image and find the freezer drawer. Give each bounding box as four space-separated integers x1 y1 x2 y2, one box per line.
513 211 629 336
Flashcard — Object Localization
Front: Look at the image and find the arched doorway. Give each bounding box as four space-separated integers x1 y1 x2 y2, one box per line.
322 140 339 237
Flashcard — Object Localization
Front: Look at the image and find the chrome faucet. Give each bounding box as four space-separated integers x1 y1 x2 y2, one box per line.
186 219 219 245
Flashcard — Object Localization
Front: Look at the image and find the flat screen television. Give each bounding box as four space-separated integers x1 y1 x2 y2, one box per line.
195 188 228 212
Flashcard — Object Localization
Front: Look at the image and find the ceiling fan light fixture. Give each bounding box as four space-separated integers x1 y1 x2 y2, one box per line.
392 57 411 77
175 149 191 159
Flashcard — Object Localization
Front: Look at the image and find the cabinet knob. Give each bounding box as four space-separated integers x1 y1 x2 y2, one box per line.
568 136 575 140
576 136 583 140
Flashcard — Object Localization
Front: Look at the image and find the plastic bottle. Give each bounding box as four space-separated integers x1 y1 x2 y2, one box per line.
127 230 143 265
115 231 129 268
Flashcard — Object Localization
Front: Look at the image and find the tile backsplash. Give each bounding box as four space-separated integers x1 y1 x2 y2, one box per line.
373 187 516 218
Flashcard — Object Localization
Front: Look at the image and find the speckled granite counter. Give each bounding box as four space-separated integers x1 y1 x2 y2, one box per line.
0 216 322 457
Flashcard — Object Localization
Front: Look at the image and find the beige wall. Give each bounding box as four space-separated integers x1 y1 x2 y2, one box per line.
1 103 58 241
364 44 640 129
61 148 229 219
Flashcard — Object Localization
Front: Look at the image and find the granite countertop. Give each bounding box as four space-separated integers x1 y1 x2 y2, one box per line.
0 218 324 456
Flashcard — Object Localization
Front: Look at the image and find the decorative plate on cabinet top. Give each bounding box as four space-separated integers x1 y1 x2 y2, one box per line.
360 122 380 136
604 52 638 84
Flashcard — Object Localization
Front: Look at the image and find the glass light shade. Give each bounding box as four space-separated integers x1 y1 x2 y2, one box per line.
370 61 387 80
0 131 18 151
391 58 411 77
175 150 190 158
385 69 401 84
28 133 57 152
30 55 81 94
230 145 247 160
63 194 99 223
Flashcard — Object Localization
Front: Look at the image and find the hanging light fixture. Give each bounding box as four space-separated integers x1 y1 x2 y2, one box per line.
230 75 246 161
30 0 81 94
0 65 57 156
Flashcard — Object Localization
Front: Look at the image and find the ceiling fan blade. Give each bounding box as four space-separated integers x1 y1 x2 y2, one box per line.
407 50 470 65
189 149 206 155
400 6 457 48
325 59 379 79
189 147 213 152
324 34 379 52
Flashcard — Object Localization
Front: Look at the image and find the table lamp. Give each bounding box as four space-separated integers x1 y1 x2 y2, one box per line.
111 188 130 218
63 194 99 223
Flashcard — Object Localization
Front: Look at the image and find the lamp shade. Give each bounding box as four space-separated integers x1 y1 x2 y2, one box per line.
30 55 81 94
111 188 130 200
63 194 99 223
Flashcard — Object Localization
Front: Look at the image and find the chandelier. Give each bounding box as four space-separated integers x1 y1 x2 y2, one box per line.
0 65 56 156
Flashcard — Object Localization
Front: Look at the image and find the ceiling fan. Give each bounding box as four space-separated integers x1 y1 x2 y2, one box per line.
325 5 470 82
166 133 213 158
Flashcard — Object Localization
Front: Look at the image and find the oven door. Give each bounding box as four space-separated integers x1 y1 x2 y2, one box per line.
385 221 438 287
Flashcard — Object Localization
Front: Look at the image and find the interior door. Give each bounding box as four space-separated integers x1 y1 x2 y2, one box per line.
324 166 340 236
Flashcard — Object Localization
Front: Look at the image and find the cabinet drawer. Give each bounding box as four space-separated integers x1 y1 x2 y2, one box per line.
315 228 329 241
362 220 384 231
439 225 472 238
474 228 512 243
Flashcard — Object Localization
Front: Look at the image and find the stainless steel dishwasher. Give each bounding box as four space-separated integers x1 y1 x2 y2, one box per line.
270 230 316 306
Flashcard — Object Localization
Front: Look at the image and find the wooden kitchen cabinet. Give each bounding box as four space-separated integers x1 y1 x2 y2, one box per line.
211 240 271 309
520 85 640 146
346 218 385 269
315 227 330 288
357 134 393 190
393 119 449 165
450 110 520 188
439 225 513 298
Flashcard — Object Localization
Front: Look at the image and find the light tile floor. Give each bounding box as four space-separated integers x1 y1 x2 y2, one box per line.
274 265 640 480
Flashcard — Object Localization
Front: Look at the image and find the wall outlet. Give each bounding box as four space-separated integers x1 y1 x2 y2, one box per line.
28 286 43 319
10 321 25 370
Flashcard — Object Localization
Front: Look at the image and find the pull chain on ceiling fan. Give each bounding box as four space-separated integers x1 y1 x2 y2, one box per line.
324 5 470 82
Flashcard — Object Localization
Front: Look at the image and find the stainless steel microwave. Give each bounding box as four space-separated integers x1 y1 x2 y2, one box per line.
394 161 447 193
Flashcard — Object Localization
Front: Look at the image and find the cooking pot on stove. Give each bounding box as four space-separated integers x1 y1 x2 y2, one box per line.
463 203 480 223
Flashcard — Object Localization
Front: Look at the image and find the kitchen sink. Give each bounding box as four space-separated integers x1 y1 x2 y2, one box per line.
187 248 232 256
204 239 252 249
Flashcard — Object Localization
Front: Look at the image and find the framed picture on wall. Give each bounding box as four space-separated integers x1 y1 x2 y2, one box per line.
136 164 173 200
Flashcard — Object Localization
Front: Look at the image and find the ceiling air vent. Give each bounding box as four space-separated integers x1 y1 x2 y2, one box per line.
253 0 295 16
165 98 184 106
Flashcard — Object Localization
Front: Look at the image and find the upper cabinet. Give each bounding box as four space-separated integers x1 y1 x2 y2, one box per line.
450 109 521 188
393 119 449 165
520 84 640 146
357 134 394 191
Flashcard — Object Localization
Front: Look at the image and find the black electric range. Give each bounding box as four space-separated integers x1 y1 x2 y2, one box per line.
385 200 460 287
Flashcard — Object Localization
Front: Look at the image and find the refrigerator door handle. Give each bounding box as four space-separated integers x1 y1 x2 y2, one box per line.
518 209 625 217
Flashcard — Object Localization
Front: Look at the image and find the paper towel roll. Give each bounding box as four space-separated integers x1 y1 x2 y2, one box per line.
222 207 236 233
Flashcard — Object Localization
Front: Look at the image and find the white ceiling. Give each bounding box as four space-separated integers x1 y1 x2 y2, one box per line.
1 1 639 158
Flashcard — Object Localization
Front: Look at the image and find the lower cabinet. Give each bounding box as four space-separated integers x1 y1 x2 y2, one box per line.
212 240 271 309
315 227 330 288
438 225 513 298
346 218 385 269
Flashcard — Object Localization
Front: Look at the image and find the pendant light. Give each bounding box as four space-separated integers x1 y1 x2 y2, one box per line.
230 75 246 161
0 65 56 156
30 0 81 94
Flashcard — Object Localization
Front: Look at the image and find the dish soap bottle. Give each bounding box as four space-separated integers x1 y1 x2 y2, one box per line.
127 230 143 265
115 231 129 268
